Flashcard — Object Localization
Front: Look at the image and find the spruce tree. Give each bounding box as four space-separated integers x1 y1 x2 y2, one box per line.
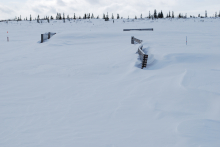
169 11 171 17
158 12 161 18
106 12 109 19
140 14 142 19
172 11 174 18
154 10 157 18
149 11 151 18
103 14 105 19
161 10 163 18
63 13 65 22
117 14 120 19
112 13 114 19
30 15 32 21
135 16 137 19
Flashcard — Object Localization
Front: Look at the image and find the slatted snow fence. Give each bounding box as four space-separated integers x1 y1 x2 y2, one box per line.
41 32 56 43
131 36 142 44
138 45 148 69
131 36 148 69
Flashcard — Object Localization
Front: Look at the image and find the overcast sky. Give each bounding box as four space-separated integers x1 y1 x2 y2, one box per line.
0 0 220 19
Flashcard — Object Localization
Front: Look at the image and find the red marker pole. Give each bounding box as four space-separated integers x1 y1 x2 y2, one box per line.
7 31 9 42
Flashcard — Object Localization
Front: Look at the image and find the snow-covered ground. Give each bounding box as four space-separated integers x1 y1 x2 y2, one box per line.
0 18 220 147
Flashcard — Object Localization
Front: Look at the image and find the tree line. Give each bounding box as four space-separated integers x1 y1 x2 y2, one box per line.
13 10 220 21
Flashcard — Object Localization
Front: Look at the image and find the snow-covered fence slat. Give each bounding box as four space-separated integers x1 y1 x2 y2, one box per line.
41 32 56 43
137 45 148 69
131 36 142 44
124 28 153 31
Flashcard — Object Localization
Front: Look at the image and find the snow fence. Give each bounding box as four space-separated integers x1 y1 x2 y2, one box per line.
131 36 148 69
41 32 56 43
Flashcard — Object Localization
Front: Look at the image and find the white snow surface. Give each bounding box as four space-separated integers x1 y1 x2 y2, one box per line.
0 18 220 147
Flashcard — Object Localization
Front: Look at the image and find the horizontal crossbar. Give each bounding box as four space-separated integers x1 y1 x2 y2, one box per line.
124 28 153 31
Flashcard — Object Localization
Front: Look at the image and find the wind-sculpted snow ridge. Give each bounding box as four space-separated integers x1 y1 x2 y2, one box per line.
0 18 220 147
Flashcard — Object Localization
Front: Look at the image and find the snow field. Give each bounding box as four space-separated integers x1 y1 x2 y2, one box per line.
0 18 220 147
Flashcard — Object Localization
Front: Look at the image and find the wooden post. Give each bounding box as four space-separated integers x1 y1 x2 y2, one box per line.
131 36 134 44
41 34 43 43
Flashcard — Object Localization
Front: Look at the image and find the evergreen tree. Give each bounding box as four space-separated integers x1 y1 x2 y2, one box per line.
154 10 157 18
97 15 99 19
169 11 171 17
140 14 142 19
112 13 114 19
117 14 120 19
135 16 137 19
91 13 94 19
158 12 161 18
128 16 129 19
106 12 109 19
149 11 151 18
103 14 105 19
172 11 174 18
219 11 220 17
51 16 53 20
63 13 65 22
30 15 32 21
160 10 163 18
84 13 86 19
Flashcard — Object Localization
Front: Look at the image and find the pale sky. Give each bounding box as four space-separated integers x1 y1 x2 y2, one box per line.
0 0 220 19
